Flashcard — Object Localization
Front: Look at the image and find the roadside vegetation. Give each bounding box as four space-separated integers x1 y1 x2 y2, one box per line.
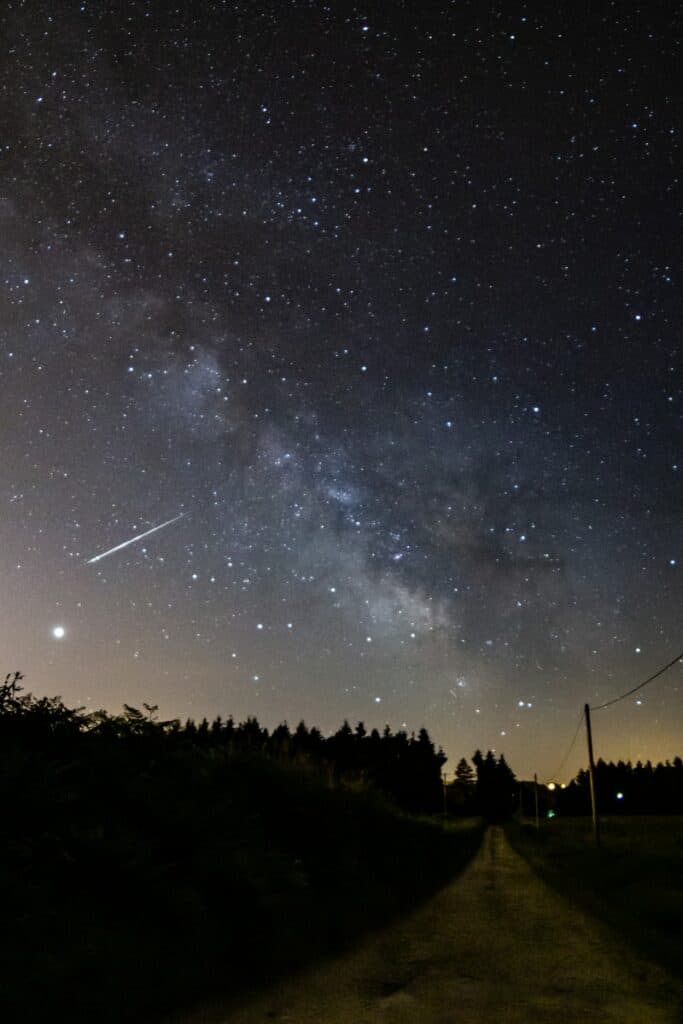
507 815 683 976
0 673 483 1023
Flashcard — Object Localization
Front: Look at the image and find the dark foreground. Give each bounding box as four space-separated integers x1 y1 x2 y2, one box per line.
0 746 482 1023
177 827 683 1024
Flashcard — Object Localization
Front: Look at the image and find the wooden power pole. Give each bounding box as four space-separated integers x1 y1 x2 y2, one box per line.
584 703 600 846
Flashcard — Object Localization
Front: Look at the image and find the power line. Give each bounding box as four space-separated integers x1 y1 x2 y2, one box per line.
545 710 584 784
590 649 683 711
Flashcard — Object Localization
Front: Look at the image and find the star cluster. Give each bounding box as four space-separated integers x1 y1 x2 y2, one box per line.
1 1 680 778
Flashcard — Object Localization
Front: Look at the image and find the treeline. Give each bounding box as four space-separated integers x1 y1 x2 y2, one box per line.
0 671 484 1022
558 757 683 815
446 750 518 822
0 672 522 820
185 715 448 814
0 672 446 814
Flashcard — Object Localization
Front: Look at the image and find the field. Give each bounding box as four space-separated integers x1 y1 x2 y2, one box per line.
507 816 683 976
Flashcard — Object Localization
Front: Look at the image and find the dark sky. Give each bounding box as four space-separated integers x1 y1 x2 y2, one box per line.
1 1 680 780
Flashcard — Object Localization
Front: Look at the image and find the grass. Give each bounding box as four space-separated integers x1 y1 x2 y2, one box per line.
0 744 483 1023
507 815 683 976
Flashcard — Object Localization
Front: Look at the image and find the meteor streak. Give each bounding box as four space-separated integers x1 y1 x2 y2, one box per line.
86 513 186 565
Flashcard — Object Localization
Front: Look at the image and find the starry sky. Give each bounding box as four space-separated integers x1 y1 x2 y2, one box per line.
1 1 681 781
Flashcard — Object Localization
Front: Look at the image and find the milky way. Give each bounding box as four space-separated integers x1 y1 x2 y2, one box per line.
1 2 680 778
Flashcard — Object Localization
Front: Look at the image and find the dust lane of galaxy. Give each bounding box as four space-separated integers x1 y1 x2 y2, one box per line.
0 2 680 779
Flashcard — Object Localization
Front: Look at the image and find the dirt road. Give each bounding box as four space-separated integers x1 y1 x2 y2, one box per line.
181 827 683 1023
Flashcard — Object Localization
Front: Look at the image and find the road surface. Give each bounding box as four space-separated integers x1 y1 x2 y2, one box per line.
177 827 683 1023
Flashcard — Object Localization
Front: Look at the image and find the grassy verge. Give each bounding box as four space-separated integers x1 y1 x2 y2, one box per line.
507 815 683 975
0 744 483 1023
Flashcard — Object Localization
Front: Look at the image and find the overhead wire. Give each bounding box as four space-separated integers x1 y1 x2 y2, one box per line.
545 709 584 784
590 649 683 711
542 648 683 784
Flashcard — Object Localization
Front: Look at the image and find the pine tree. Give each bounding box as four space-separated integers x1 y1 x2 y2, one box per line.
454 757 475 786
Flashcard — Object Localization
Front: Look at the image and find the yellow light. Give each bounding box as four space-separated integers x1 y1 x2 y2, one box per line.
547 782 556 791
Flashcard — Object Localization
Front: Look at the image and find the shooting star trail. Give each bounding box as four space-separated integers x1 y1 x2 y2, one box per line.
86 513 187 565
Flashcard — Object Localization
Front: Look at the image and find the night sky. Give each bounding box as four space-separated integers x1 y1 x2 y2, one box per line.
1 1 681 781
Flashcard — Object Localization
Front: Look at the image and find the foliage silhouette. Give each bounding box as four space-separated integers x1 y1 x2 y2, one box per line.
469 749 519 821
0 673 482 1023
555 757 683 815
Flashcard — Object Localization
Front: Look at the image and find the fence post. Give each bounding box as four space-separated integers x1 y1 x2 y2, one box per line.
534 773 539 831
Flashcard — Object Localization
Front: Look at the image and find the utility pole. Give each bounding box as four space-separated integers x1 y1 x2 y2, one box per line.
533 773 539 832
584 703 600 847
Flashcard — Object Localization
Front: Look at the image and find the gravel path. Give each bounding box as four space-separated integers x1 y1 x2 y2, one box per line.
178 827 683 1023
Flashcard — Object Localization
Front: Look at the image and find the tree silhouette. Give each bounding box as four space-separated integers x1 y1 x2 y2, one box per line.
557 756 683 815
447 757 476 814
455 757 475 785
0 670 486 1023
472 750 518 821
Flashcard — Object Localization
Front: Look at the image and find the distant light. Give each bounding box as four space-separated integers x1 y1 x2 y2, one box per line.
52 625 66 639
547 810 556 819
547 782 556 791
616 791 624 800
